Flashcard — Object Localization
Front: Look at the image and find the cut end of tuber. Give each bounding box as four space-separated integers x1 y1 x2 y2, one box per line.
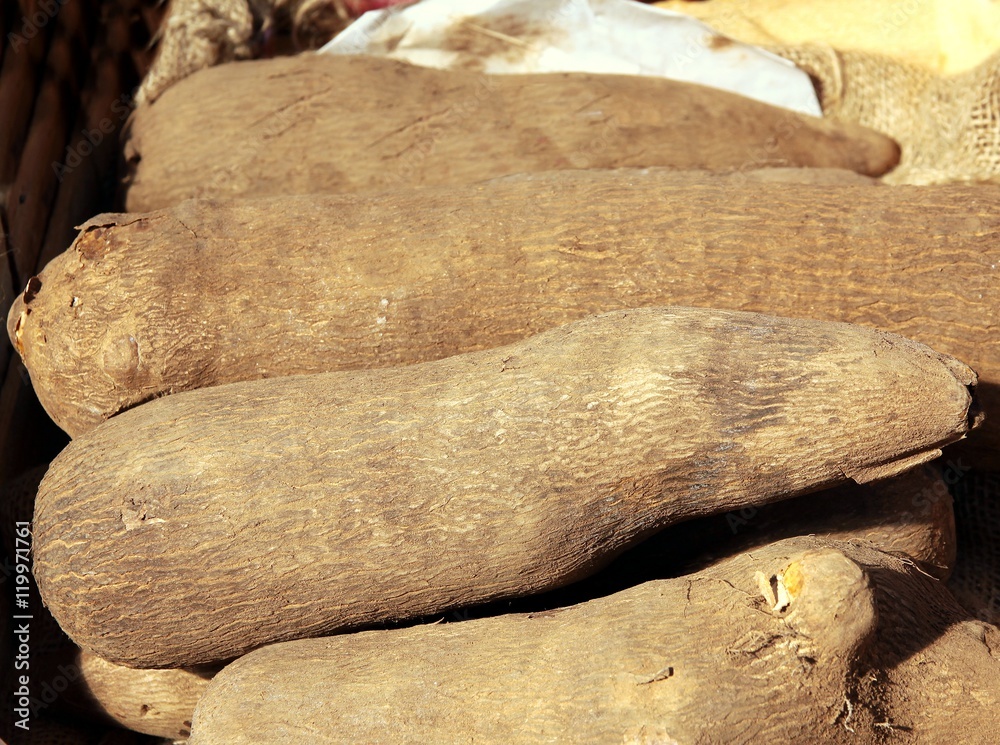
7 277 43 359
777 548 878 663
7 297 27 360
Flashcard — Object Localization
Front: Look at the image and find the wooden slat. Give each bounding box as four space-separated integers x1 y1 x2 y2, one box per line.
4 0 93 286
0 230 13 377
38 55 130 271
0 0 7 69
38 0 149 271
0 1 51 185
108 0 147 89
36 0 145 269
113 0 158 85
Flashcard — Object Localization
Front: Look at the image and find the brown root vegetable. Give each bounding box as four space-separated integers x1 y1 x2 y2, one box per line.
11 170 999 460
188 536 1000 745
75 651 216 740
449 465 961 629
33 307 978 667
734 165 880 184
121 53 899 212
666 462 958 581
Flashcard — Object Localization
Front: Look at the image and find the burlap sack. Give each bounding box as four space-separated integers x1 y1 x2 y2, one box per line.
136 0 363 106
769 43 1000 185
136 0 258 106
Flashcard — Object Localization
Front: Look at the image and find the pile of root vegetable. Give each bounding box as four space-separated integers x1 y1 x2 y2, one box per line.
6 39 1000 745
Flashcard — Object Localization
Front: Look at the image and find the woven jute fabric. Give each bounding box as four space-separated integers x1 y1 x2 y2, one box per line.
136 0 258 106
136 0 354 105
769 44 1000 185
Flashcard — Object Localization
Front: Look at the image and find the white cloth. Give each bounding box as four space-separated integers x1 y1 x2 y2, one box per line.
321 0 822 116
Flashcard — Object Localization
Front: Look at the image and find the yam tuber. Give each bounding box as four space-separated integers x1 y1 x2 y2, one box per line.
75 651 215 740
33 307 978 667
642 463 958 582
121 53 899 211
425 465 962 626
11 170 999 464
188 536 1000 744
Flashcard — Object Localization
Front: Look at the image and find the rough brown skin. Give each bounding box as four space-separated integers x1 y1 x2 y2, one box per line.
75 651 216 739
412 465 962 630
188 537 1000 745
667 463 957 581
32 308 978 668
56 470 953 739
11 170 999 460
120 53 900 212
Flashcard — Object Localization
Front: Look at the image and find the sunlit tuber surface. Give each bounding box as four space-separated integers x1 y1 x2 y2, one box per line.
189 536 1000 744
33 308 978 667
